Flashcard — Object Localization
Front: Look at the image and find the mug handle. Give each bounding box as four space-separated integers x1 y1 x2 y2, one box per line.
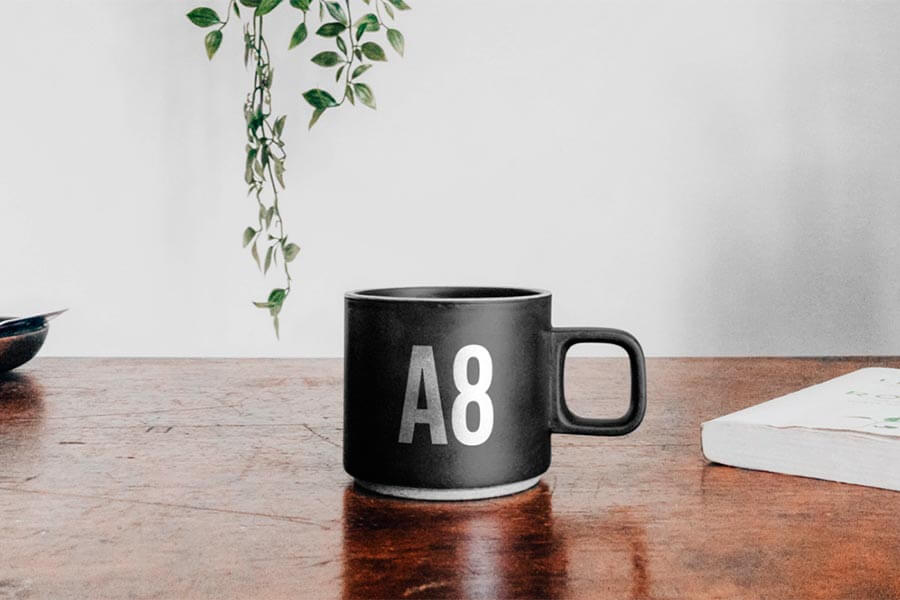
549 328 647 436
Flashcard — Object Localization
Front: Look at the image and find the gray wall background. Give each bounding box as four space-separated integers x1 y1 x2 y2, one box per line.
1 0 898 356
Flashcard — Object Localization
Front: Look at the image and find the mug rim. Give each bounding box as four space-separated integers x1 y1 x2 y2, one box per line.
345 286 551 303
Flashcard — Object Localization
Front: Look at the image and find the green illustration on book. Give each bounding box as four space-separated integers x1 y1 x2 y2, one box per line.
186 0 413 337
846 415 900 429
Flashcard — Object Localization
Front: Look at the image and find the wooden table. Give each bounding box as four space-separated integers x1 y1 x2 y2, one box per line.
1 357 899 599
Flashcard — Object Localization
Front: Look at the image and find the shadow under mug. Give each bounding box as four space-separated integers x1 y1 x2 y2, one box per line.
343 286 646 500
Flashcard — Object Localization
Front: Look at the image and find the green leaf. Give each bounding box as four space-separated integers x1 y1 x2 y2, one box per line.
186 7 221 27
346 85 355 105
273 315 280 339
325 1 348 25
316 22 346 37
283 243 301 262
269 288 287 304
242 227 257 247
244 147 258 183
288 22 308 49
351 64 372 79
274 115 286 137
239 0 261 6
251 241 261 268
336 36 347 56
253 301 272 308
274 158 286 188
255 0 283 16
265 206 275 228
264 246 273 273
383 2 394 19
354 13 379 27
354 13 379 39
353 82 375 109
311 51 342 67
308 108 325 129
233 2 241 17
361 42 386 61
204 30 223 60
249 109 265 133
386 0 411 10
289 0 310 9
387 28 404 56
302 88 338 109
885 417 900 422
335 64 345 82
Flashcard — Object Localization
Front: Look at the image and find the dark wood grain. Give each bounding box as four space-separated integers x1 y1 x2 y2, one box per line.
1 357 899 599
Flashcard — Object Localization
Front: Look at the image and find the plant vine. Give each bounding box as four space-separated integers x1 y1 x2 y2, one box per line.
187 0 412 338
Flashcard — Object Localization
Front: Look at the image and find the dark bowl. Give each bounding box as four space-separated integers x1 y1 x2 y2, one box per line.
0 318 49 372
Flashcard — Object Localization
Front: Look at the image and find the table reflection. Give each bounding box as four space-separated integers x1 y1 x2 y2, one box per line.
341 481 567 599
0 372 45 480
0 372 44 428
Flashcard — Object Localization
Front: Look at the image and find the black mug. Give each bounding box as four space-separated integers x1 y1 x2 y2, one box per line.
343 287 647 500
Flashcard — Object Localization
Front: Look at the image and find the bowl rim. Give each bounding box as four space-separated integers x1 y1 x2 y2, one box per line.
0 321 49 341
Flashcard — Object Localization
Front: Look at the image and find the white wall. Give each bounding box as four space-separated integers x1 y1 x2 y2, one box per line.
1 0 898 357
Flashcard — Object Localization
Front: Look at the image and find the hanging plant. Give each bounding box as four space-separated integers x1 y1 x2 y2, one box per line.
186 0 412 337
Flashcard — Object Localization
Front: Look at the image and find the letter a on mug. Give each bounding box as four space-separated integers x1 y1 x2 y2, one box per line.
398 345 448 445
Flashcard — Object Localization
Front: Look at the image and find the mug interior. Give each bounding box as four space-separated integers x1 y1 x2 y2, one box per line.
347 286 549 302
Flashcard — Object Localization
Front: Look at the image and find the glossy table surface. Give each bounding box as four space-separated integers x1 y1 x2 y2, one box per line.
1 357 899 599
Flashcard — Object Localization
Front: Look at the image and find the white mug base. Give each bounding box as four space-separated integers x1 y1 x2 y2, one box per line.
353 474 543 501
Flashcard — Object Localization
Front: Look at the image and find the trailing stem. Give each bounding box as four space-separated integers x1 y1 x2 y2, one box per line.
187 0 412 338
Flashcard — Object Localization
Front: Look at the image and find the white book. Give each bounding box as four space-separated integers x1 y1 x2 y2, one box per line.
701 367 900 492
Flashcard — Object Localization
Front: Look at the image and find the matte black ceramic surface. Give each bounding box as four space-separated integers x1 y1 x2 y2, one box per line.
343 287 647 499
0 319 49 372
